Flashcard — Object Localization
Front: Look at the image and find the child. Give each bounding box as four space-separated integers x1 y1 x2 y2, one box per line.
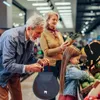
59 45 90 100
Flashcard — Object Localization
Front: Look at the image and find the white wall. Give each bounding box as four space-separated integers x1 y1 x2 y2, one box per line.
7 0 12 28
0 0 12 28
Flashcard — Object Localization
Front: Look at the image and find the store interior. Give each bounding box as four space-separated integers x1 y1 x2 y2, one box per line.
0 0 100 100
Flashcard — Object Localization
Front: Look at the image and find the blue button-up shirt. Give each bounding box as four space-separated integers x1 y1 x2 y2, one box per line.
0 26 37 87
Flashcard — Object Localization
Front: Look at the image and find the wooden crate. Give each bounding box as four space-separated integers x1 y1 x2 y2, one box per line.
80 70 95 94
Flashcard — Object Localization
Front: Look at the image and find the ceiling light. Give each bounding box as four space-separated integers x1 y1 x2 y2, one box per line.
57 6 71 9
60 15 72 18
36 7 51 10
85 21 89 25
61 15 72 18
55 2 71 5
32 3 48 6
83 28 86 31
61 17 72 21
91 10 93 14
19 13 23 16
27 0 44 1
3 1 11 7
58 10 71 13
84 13 95 16
82 33 85 36
81 30 84 33
86 26 89 29
86 6 100 10
96 12 100 15
91 18 95 21
60 13 72 16
40 10 52 13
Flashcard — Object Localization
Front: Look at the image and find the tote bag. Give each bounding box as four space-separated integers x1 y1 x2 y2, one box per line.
33 70 59 99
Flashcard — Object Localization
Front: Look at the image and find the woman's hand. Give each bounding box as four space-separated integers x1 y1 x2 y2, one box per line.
60 41 70 51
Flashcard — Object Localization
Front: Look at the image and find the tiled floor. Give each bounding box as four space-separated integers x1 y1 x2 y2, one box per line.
21 73 40 100
21 73 59 100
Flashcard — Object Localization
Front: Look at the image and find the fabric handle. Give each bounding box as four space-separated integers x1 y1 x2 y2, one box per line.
40 63 51 72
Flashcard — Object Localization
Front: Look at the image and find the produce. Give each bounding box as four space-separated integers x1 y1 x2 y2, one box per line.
81 76 95 89
90 82 94 85
95 63 100 68
94 73 100 79
97 76 100 80
82 82 89 88
88 77 95 83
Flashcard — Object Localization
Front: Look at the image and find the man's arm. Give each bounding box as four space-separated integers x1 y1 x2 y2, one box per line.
3 35 25 74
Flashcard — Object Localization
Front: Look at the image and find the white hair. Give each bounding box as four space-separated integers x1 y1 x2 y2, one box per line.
26 13 45 28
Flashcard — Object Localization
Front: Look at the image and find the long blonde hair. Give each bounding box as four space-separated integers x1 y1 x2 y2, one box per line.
59 45 81 93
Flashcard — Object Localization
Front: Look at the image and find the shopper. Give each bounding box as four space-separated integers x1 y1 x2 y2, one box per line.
59 45 90 100
0 13 49 100
40 11 70 100
40 11 69 77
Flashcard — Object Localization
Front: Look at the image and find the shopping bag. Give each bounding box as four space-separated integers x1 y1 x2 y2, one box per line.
33 72 59 100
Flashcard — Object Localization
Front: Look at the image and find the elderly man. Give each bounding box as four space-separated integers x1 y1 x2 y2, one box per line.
0 14 49 100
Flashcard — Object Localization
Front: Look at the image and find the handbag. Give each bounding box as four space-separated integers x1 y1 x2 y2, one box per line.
33 66 59 100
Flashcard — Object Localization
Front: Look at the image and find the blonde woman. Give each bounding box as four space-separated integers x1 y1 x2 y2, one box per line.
40 11 69 100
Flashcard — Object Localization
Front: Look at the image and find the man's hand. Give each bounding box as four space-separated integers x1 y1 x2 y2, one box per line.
37 58 49 66
25 63 43 73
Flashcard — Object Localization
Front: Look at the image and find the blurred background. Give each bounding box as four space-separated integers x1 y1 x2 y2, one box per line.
0 0 100 99
0 0 100 47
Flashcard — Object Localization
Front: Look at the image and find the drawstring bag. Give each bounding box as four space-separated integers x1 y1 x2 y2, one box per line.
33 66 59 100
